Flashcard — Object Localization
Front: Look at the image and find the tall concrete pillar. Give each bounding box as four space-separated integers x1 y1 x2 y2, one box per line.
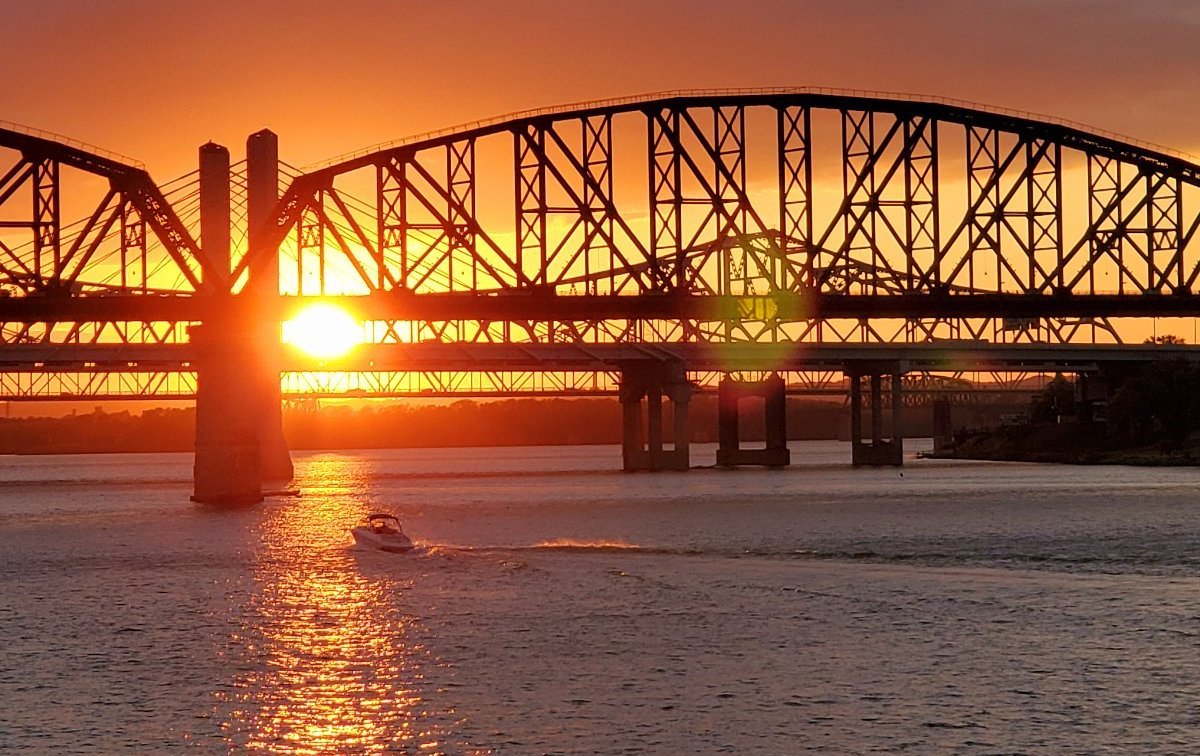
193 142 262 503
198 143 231 285
870 374 884 445
764 373 788 453
619 363 691 471
193 134 293 500
718 376 740 452
247 130 280 292
246 130 293 486
715 373 791 467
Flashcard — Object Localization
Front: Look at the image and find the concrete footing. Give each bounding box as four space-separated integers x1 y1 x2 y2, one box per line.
850 370 905 466
191 323 292 503
192 325 263 503
620 363 692 471
716 373 791 467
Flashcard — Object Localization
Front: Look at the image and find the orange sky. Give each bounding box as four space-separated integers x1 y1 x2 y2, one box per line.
4 0 1199 181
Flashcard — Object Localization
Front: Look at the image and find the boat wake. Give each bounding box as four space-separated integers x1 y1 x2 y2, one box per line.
416 540 704 557
349 539 1200 577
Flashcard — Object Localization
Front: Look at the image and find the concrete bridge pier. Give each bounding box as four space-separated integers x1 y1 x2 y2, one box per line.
619 363 691 471
191 318 292 502
245 129 293 487
192 324 265 503
190 136 292 503
849 366 905 466
716 373 791 467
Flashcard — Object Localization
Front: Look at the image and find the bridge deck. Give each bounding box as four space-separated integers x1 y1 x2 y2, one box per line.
2 341 1196 374
7 292 1200 323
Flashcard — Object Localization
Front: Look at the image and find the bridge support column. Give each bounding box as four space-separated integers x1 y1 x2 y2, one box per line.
191 135 291 502
716 373 790 467
198 142 231 283
849 367 904 466
246 130 292 487
192 323 265 503
619 363 691 471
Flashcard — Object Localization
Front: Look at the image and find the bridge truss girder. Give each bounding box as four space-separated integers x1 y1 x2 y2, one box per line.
0 319 190 346
0 366 1038 403
0 128 214 299
232 92 1200 351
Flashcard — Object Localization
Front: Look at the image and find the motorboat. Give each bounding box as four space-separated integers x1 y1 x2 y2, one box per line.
351 513 415 553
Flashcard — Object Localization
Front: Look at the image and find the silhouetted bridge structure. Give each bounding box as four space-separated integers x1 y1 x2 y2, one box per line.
3 89 1200 500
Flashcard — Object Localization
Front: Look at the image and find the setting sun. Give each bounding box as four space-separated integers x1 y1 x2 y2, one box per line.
282 303 363 359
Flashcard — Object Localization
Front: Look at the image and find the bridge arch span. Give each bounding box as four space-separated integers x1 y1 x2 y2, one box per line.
246 88 1200 348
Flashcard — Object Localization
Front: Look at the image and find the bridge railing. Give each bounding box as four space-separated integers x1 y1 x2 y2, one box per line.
0 119 146 169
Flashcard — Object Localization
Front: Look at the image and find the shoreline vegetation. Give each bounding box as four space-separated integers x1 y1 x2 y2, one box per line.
928 339 1200 467
924 422 1200 467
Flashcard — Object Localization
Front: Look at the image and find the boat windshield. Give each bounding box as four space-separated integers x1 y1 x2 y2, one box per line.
367 514 402 534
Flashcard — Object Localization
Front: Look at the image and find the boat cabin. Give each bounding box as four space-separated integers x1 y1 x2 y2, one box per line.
366 513 403 535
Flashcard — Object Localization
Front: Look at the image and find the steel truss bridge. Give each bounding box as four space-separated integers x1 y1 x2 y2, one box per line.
3 88 1200 490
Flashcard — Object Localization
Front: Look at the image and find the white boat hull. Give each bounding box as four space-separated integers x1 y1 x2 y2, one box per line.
351 526 415 553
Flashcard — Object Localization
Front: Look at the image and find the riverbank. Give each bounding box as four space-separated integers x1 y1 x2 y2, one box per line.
925 422 1200 466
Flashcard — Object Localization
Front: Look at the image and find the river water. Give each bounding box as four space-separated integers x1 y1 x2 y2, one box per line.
3 441 1200 753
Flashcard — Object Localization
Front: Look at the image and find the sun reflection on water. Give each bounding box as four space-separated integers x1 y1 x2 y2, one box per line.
218 454 457 753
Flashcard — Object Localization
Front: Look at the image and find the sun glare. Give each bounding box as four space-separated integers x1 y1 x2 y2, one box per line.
283 303 363 359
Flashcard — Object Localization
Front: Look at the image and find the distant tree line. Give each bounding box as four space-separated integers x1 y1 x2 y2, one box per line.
1107 361 1200 445
0 407 194 454
0 396 872 454
1028 335 1200 446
